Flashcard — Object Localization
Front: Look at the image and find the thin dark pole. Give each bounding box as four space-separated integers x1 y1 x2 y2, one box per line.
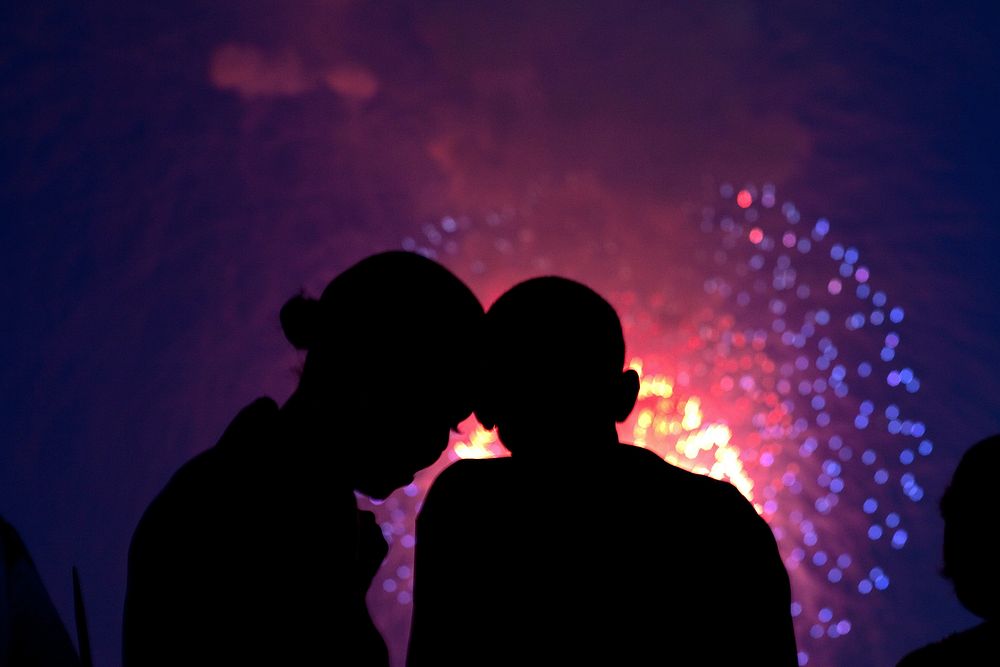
72 566 93 667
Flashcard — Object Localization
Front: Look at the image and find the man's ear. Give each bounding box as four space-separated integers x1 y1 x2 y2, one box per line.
614 369 640 422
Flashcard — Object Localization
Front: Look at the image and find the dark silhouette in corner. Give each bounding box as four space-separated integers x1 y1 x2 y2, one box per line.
122 252 483 666
0 515 80 666
407 276 798 666
897 435 999 665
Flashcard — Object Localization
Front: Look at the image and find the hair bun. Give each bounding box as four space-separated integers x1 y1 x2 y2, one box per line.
280 293 321 350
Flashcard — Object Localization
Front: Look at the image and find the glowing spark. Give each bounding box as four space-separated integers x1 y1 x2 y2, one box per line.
452 426 504 459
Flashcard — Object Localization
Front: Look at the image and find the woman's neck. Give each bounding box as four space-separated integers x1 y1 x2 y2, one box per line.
279 389 372 489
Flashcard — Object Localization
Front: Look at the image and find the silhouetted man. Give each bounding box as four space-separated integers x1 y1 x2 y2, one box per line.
408 276 798 666
897 435 999 665
123 252 483 666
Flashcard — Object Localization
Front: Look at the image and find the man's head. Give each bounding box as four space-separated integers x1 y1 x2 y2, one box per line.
280 251 483 498
941 434 1000 620
474 276 639 456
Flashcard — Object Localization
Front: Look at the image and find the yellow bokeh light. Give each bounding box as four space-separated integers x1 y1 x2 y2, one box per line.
625 357 757 507
681 398 703 431
447 358 759 510
453 426 501 459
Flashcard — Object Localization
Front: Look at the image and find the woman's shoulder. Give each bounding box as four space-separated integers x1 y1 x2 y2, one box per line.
134 398 282 536
215 397 281 451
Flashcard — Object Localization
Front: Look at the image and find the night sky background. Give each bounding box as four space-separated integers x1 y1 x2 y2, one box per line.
3 2 1000 665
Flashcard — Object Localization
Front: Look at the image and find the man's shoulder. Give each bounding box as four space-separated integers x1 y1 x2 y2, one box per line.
426 457 514 498
615 445 748 496
611 445 769 535
427 447 751 502
418 458 518 523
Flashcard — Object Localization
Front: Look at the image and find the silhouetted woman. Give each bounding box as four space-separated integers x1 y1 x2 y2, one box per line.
123 251 482 666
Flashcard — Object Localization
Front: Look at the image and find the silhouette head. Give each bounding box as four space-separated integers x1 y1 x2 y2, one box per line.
474 276 639 456
940 434 1000 620
280 251 483 498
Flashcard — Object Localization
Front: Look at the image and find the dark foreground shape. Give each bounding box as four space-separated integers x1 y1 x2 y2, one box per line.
123 252 483 666
408 277 798 666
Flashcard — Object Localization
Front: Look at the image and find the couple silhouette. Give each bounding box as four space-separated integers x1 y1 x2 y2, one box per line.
121 251 799 665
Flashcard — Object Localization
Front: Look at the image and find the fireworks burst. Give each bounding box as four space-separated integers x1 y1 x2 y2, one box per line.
363 184 932 667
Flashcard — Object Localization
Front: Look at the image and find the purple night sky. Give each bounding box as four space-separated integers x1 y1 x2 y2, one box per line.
3 2 1000 665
